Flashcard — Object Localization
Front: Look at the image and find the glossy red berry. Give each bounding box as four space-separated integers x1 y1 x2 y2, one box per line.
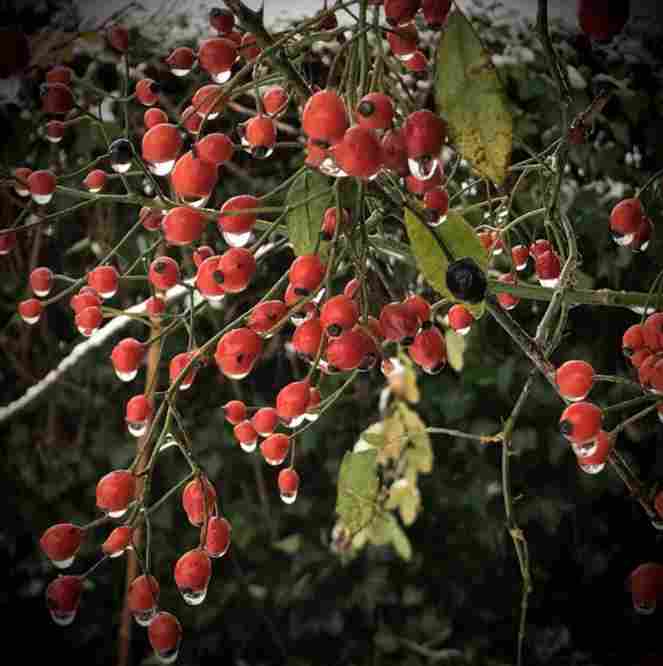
29 267 53 298
511 244 530 271
240 33 261 61
379 302 419 344
422 0 452 28
195 255 225 302
192 84 226 119
111 338 144 381
19 298 43 325
171 150 218 204
289 254 326 295
447 304 474 335
101 525 134 557
402 110 446 160
193 245 215 267
405 50 428 73
75 305 102 337
576 429 612 472
578 0 630 42
169 351 198 390
423 186 449 222
166 46 196 76
529 238 553 259
107 24 129 52
83 169 107 193
215 327 263 379
145 296 166 318
135 78 160 106
263 86 289 117
88 265 119 299
139 206 163 231
386 23 418 59
622 324 645 358
405 164 445 195
13 167 32 196
496 273 520 310
260 433 291 466
278 468 300 503
162 206 206 246
181 105 203 134
234 419 258 452
559 401 602 445
381 129 409 176
149 256 180 292
205 516 231 558
242 115 277 157
182 477 218 526
632 216 654 252
28 169 56 205
96 469 136 517
223 400 247 424
252 407 279 436
125 394 154 436
142 123 183 175
41 83 74 115
209 7 235 33
610 198 643 245
302 89 348 147
408 326 446 373
384 0 421 25
174 548 212 605
45 119 65 143
643 313 663 351
215 247 256 293
403 294 431 327
248 300 288 335
198 37 237 81
46 65 73 86
40 524 84 569
535 250 561 288
276 379 311 422
46 575 83 626
196 132 234 166
331 126 383 179
321 206 349 240
627 563 663 615
128 574 160 626
355 92 394 131
218 194 258 237
326 329 370 372
555 360 595 401
148 612 182 662
292 317 323 359
320 294 359 337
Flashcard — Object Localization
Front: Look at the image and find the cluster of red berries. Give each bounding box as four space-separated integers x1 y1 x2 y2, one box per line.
622 313 663 411
609 197 653 252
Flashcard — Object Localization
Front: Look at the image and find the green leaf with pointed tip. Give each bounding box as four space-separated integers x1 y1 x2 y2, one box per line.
436 10 513 185
389 518 413 561
403 207 488 316
336 450 379 534
445 328 467 372
286 169 333 256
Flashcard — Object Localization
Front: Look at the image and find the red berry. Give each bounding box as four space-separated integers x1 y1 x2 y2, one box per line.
111 338 144 381
289 254 326 295
162 206 206 246
627 563 663 615
46 65 73 86
46 575 83 626
248 300 288 335
278 468 300 503
205 516 231 558
320 294 359 337
192 84 226 119
240 33 261 62
610 198 643 245
107 24 129 52
379 302 419 344
193 245 215 267
27 169 56 205
643 313 663 351
405 50 428 73
423 186 449 218
195 255 225 302
198 37 237 80
223 400 247 425
384 0 421 25
215 247 256 293
135 78 160 106
181 105 203 134
75 305 102 336
331 126 383 179
381 129 409 176
174 548 212 604
511 244 530 271
88 265 119 299
302 89 348 147
292 317 323 359
576 429 612 472
101 525 134 557
196 132 234 166
422 0 451 28
408 326 446 373
638 353 659 389
630 348 652 370
559 401 603 445
344 278 360 300
260 433 290 466
40 523 84 568
252 407 279 436
632 216 654 253
182 477 218 526
529 238 553 259
276 380 311 422
355 92 394 131
402 110 446 160
149 256 180 292
386 23 418 59
29 267 53 297
145 296 166 318
148 612 182 661
142 124 183 174
83 169 108 193
402 294 431 327
45 119 65 143
326 329 370 372
171 150 218 204
128 574 160 625
555 360 595 401
215 327 263 379
405 164 445 195
496 273 520 310
448 304 474 335
19 298 43 325
234 419 258 451
166 46 196 76
263 86 289 117
209 7 235 33
169 351 198 390
535 250 561 287
321 206 349 240
139 206 163 231
125 394 153 431
622 324 645 357
96 469 136 517
218 194 258 236
242 115 277 157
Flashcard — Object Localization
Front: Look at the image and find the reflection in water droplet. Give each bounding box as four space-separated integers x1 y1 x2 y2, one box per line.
539 277 560 289
573 440 598 458
33 193 54 205
52 556 75 569
160 433 179 451
148 159 175 176
284 414 306 429
112 161 132 174
50 609 77 626
99 288 118 299
171 68 191 77
408 156 439 180
395 51 416 62
132 607 157 627
212 69 232 84
612 232 634 247
240 440 257 453
304 411 320 422
116 369 138 382
22 315 41 325
108 507 129 519
155 648 180 665
633 600 656 615
578 461 605 475
181 587 207 606
427 214 446 228
280 490 297 504
264 454 286 466
128 421 148 437
223 230 252 248
179 194 208 208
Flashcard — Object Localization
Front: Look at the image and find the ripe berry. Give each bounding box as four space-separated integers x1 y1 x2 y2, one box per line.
446 257 487 303
496 273 519 310
174 548 212 605
344 278 360 300
107 24 129 52
630 348 652 370
555 360 595 401
578 0 630 42
511 244 529 271
404 50 428 73
632 216 654 253
248 300 288 336
355 92 394 131
181 105 203 134
643 313 663 351
145 295 166 318
278 468 300 503
182 477 218 526
263 86 289 117
276 380 311 423
19 298 43 325
149 256 180 292
241 115 277 158
29 267 53 298
192 84 226 119
284 283 318 325
46 65 73 86
423 186 449 225
386 23 418 59
402 110 446 160
125 394 154 437
216 247 256 293
292 317 323 359
45 119 65 143
576 429 612 473
627 563 663 615
102 525 134 557
234 419 258 452
252 407 279 436
622 324 645 358
128 574 160 626
198 37 237 82
75 305 102 337
96 469 136 518
408 326 446 374
40 523 84 569
139 206 164 231
326 329 371 372
289 254 326 296
403 294 431 327
559 401 602 445
331 126 383 179
162 206 206 246
135 78 160 106
0 230 17 255
46 575 83 626
193 245 215 267
195 255 225 302
196 132 234 166
302 89 348 147
610 198 643 246
535 250 561 288
209 7 235 33
166 46 196 77
111 338 145 382
321 206 349 240
27 169 56 205
407 169 446 196
88 265 119 299
379 302 419 344
205 516 231 558
141 123 183 175
169 351 198 390
148 612 183 662
260 433 291 466
240 33 261 61
13 166 32 196
218 194 258 242
223 400 247 425
638 353 659 389
214 327 263 379
422 0 451 28
320 295 359 337
171 150 218 204
41 83 74 115
83 169 108 193
381 129 409 176
384 0 421 26
448 303 474 335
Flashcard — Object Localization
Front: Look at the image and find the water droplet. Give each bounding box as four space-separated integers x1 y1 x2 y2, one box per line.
515 261 527 271
396 51 416 62
111 161 132 174
51 556 75 569
21 315 41 325
179 194 208 208
539 277 560 288
222 230 252 247
115 369 138 382
318 157 346 178
651 518 663 531
160 433 179 451
612 232 634 246
637 240 650 252
573 440 598 458
427 214 447 228
87 186 102 194
225 369 251 380
455 325 471 336
240 440 257 453
250 145 274 159
634 600 656 615
15 186 29 197
32 193 54 205
98 288 118 299
132 607 157 627
284 414 306 429
212 69 232 84
171 68 191 77
108 507 129 519
264 453 286 466
47 135 62 144
500 300 518 311
280 489 297 504
33 287 50 298
181 587 208 606
579 461 605 474
205 293 225 303
178 379 192 391
108 546 130 558
304 411 320 422
77 325 95 337
148 159 175 176
155 648 180 665
49 609 77 626
422 364 443 375
127 420 148 437
408 156 439 180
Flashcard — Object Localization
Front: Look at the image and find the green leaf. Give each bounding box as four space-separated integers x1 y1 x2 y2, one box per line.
398 403 433 475
286 169 333 256
336 450 379 534
445 328 467 372
403 208 488 315
386 479 421 526
389 518 413 561
436 10 513 185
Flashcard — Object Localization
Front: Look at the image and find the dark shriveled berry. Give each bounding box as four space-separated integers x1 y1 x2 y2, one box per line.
446 257 487 304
